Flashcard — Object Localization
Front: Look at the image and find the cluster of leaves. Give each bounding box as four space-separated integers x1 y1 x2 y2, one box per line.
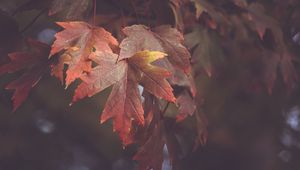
1 0 300 169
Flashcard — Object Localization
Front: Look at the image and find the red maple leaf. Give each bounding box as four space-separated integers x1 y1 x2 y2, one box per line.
0 39 51 111
72 50 175 144
50 21 118 86
119 25 191 73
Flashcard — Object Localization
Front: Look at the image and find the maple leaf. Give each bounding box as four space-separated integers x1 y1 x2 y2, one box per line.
246 3 279 39
72 51 125 102
73 51 142 145
176 90 196 122
119 25 163 60
245 4 297 91
50 21 118 86
71 53 135 143
101 51 175 144
135 128 183 170
132 93 165 170
185 24 223 77
191 0 227 29
191 0 211 19
134 98 182 170
134 119 165 170
72 50 175 144
48 0 90 20
262 50 297 93
152 57 197 96
119 25 191 73
0 39 51 111
129 51 176 102
100 65 144 145
154 25 192 73
169 68 197 96
237 3 298 92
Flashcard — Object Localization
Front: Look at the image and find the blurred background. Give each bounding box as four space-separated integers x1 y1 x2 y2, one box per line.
1 0 300 170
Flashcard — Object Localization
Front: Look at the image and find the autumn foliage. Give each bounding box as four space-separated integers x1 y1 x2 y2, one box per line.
1 0 300 169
